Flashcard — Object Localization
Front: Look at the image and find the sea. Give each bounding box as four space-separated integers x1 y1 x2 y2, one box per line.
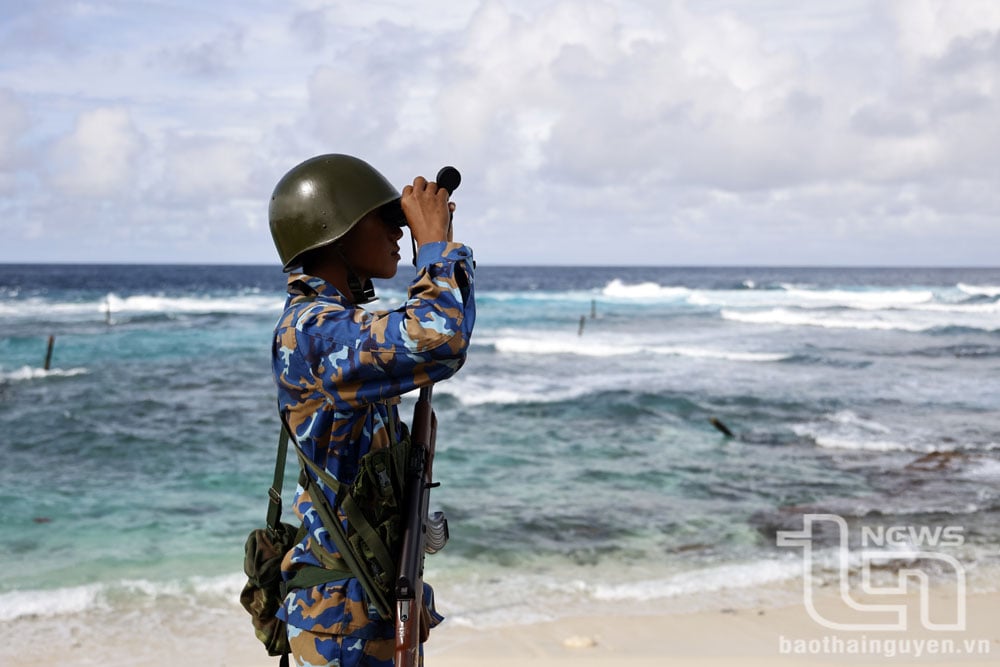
1 263 999 660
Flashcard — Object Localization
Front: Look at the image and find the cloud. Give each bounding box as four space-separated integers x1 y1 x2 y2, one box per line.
159 133 258 203
0 89 29 191
1 0 999 265
156 24 247 78
49 107 145 198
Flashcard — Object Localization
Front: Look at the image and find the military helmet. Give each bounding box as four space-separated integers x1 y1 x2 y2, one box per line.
269 154 404 272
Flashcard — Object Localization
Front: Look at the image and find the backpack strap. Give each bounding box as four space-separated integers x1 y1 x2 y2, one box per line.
265 427 290 533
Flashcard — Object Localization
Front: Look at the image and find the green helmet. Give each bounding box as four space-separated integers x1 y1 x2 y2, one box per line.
269 154 403 271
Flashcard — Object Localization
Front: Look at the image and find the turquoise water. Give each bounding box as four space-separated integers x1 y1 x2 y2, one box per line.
2 264 999 631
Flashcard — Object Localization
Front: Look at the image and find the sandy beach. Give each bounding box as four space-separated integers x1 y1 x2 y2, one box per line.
427 587 999 667
6 579 995 667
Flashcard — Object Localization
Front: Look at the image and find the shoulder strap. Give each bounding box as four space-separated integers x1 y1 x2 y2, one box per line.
280 411 394 620
265 427 290 532
266 286 316 531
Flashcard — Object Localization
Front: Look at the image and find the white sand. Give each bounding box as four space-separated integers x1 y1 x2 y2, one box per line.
4 582 996 666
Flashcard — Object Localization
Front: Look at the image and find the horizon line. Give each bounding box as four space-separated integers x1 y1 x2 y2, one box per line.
1 261 999 270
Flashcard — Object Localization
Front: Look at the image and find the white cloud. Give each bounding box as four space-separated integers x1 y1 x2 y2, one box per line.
49 107 145 197
160 133 257 202
0 89 29 166
1 0 999 265
0 89 30 193
890 0 1000 60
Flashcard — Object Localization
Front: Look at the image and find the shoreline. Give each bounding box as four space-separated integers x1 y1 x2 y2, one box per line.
4 576 997 666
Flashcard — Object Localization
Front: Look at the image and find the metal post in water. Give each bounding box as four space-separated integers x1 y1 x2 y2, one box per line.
44 335 55 370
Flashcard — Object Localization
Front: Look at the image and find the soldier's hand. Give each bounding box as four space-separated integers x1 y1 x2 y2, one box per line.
401 176 453 247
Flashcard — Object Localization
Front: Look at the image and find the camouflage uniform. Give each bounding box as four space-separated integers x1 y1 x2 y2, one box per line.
272 241 475 666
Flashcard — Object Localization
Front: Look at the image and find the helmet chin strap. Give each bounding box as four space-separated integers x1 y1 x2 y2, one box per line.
335 246 376 304
347 272 376 304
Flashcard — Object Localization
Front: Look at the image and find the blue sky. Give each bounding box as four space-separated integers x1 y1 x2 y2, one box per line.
1 0 998 266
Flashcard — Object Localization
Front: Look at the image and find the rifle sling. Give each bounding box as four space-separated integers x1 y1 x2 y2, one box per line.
296 450 393 619
274 291 397 614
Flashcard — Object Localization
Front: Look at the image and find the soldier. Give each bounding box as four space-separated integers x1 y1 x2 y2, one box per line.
268 154 476 666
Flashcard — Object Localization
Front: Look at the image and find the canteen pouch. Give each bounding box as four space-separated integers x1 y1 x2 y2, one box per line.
240 521 299 657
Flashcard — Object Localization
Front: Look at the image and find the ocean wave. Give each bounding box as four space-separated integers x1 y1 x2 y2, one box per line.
719 307 998 333
487 336 788 362
0 584 106 622
780 287 934 309
911 344 1000 358
0 293 283 321
688 287 956 314
106 293 283 316
600 279 690 301
958 283 1000 298
791 411 1000 454
812 436 921 452
721 308 928 331
590 558 800 602
0 365 90 381
0 573 245 622
435 373 598 406
793 410 929 453
961 458 1000 479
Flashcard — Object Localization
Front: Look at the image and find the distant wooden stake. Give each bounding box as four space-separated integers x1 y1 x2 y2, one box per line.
44 335 55 370
710 417 734 438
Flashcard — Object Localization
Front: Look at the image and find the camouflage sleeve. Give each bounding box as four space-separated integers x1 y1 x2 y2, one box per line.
278 241 475 410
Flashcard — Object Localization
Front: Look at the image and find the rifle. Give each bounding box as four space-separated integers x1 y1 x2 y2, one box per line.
395 166 461 667
394 385 448 666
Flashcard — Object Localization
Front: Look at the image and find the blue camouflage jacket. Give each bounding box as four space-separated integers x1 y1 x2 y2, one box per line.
272 241 475 638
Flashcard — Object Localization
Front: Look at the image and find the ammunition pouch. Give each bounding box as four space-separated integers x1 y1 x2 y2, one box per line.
343 424 412 602
295 409 414 620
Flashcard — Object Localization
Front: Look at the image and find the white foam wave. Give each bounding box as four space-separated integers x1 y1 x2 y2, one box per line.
494 336 630 357
436 374 598 406
812 436 919 452
1 366 90 381
827 409 892 434
105 293 282 315
590 558 799 601
0 584 105 622
0 293 282 320
432 556 803 629
909 301 1000 314
961 458 1000 479
688 286 950 313
787 411 997 454
781 287 934 309
0 573 245 622
489 336 787 362
958 283 1000 297
793 411 927 453
651 345 789 362
721 308 932 332
601 279 690 301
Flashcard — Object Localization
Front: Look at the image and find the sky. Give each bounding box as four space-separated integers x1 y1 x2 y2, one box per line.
0 0 998 267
